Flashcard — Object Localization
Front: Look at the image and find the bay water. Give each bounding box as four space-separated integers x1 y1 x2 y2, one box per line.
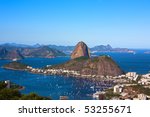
0 52 150 100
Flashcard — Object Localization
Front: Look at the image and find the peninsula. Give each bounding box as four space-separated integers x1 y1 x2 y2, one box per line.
3 42 124 80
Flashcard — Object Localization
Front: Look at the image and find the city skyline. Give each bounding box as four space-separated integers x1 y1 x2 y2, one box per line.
0 0 150 49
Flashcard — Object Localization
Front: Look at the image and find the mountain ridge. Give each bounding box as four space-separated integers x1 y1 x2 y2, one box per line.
0 46 66 60
0 43 134 53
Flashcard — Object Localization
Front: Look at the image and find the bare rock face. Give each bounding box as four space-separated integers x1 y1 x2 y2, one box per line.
71 41 90 59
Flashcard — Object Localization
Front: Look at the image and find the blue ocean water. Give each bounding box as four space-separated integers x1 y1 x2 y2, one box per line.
0 53 150 99
95 52 150 74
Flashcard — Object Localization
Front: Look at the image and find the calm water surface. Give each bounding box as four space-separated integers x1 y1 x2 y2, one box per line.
0 53 150 99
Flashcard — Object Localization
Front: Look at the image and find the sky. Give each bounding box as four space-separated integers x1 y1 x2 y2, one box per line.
0 0 150 48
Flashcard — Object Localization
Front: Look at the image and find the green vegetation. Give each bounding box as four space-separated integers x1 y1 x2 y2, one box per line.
0 81 22 89
20 93 50 100
3 61 27 70
101 55 111 59
0 81 7 89
0 81 51 100
104 89 120 100
74 56 89 62
11 83 22 89
128 85 150 96
91 57 99 63
0 89 22 100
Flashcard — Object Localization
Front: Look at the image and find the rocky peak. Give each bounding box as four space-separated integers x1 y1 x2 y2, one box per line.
71 41 90 59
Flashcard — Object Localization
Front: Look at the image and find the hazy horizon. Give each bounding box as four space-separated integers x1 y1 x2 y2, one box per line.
0 0 150 49
1 42 150 49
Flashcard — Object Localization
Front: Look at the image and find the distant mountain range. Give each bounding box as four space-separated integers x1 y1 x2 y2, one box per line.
90 44 131 52
49 44 135 54
0 43 135 60
0 45 66 60
0 47 24 60
0 43 32 48
48 45 75 54
48 44 135 54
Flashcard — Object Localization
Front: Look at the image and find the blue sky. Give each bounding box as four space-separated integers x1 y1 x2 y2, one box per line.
0 0 150 48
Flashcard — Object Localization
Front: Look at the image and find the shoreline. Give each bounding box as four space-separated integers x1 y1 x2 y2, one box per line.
2 66 28 71
3 63 150 100
8 66 115 81
2 65 126 84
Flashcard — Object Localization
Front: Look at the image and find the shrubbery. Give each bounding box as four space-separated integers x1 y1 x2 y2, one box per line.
0 81 51 100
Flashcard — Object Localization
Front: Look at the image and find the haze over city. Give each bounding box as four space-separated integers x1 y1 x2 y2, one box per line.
0 0 150 48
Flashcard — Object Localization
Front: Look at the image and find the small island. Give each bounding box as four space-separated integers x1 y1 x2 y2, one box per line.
3 61 28 71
